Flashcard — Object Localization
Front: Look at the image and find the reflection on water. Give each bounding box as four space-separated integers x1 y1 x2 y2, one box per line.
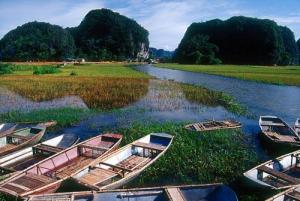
0 87 88 113
136 65 300 124
59 80 258 145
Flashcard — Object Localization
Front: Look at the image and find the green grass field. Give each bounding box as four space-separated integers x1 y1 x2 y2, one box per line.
10 63 150 78
155 63 300 86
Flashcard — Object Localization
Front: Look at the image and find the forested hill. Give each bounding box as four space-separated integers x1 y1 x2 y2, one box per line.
68 9 149 61
0 9 149 62
174 16 299 66
0 22 76 61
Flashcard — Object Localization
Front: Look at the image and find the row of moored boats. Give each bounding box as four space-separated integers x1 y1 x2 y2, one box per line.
1 116 298 200
244 116 300 201
0 121 238 201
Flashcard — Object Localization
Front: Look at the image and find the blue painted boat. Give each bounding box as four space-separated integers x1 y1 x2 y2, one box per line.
27 184 238 201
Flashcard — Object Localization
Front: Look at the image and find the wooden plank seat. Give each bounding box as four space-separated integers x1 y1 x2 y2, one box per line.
8 134 31 140
34 144 63 154
286 190 300 201
166 187 186 201
193 123 204 131
78 144 109 152
133 142 166 152
54 156 93 179
117 155 151 171
2 173 55 194
258 165 300 184
79 167 118 186
261 123 285 127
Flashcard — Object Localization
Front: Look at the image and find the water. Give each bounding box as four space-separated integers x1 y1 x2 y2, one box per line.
59 79 241 140
135 65 300 124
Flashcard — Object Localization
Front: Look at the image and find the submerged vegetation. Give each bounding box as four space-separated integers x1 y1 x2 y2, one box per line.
116 122 258 187
155 63 300 86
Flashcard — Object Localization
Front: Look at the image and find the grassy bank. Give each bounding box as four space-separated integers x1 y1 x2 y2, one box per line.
155 63 300 86
8 63 150 78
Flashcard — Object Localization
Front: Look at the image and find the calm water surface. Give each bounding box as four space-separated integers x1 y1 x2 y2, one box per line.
135 65 300 124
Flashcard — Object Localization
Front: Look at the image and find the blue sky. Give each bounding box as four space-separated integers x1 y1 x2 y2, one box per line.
0 0 300 50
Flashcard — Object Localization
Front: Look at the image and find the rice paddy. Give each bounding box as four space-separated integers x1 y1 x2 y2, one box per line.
155 63 300 86
0 76 149 109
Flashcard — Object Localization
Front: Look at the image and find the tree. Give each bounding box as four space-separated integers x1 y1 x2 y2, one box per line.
175 16 298 66
175 35 221 64
279 26 298 65
0 22 75 61
69 9 149 61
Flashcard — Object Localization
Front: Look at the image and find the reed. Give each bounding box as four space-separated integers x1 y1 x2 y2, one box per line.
181 83 246 115
0 76 149 109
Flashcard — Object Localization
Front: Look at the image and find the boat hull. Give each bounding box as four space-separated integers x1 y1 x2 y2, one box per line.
0 129 45 158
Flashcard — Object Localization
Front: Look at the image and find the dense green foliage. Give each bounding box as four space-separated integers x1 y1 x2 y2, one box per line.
33 66 61 75
0 22 76 61
175 34 221 64
0 9 148 62
68 9 149 61
0 63 13 75
175 16 299 65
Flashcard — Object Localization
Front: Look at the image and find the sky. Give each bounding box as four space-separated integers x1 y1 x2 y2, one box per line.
0 0 300 50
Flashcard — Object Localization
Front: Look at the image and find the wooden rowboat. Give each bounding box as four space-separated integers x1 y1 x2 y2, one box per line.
27 183 238 201
0 121 56 158
0 133 122 197
185 120 241 132
266 185 300 201
72 133 173 190
295 118 300 135
259 116 300 146
0 123 17 137
0 134 79 175
244 149 300 190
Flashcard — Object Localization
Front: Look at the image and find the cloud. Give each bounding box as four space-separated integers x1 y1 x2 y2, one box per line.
0 0 299 50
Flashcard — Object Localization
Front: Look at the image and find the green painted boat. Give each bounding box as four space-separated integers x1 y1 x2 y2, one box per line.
0 121 56 157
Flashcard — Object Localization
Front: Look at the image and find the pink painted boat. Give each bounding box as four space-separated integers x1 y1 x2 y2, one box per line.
0 133 122 198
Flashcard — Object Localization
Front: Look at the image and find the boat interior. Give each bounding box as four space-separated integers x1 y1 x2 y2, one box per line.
255 153 300 188
75 134 171 188
0 135 120 195
188 120 241 131
282 188 300 201
260 117 299 142
1 135 79 172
